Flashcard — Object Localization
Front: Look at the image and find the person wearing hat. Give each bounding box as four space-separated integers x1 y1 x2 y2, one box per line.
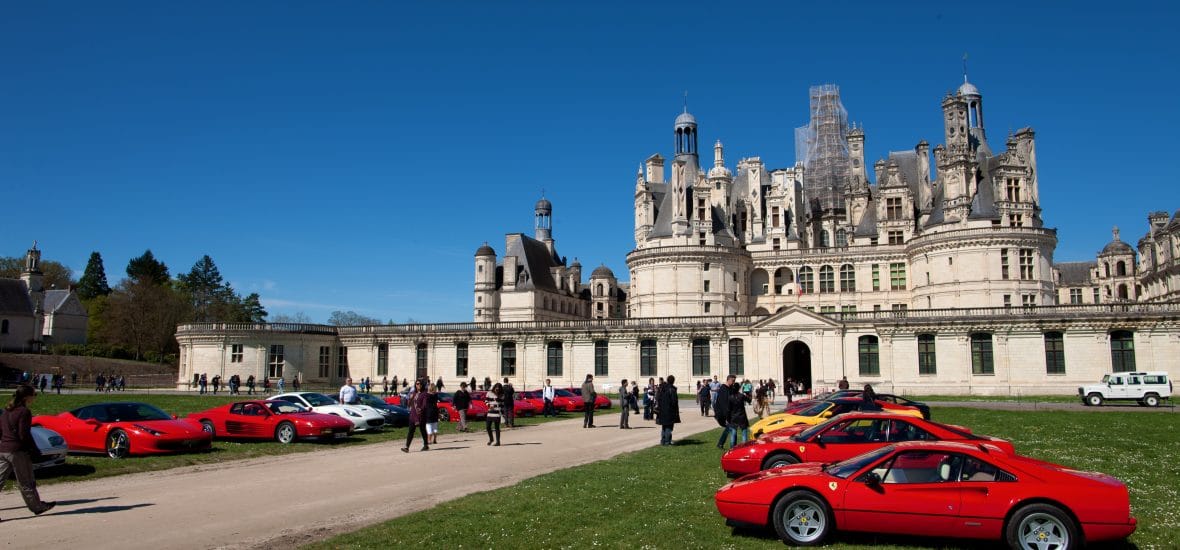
0 384 56 519
454 381 472 432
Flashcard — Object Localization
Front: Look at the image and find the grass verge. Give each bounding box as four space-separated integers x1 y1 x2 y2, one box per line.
309 407 1179 550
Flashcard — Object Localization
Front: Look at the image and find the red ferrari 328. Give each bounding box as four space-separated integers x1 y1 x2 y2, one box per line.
33 402 211 459
722 412 1014 477
715 441 1136 549
188 400 355 443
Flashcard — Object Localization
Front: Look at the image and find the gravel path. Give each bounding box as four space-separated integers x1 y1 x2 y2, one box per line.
1 401 720 550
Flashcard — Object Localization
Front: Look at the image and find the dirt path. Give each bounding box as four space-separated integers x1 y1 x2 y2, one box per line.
2 403 721 549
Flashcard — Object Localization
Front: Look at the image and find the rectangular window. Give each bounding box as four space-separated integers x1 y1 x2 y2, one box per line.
704 302 711 313
639 340 657 377
872 264 880 291
1093 288 1100 303
1022 294 1036 308
1003 294 1011 308
971 334 994 375
230 344 243 363
594 340 609 376
917 334 937 375
1069 288 1082 304
886 197 903 220
501 343 517 377
1006 178 1021 201
1001 248 1009 279
377 343 388 376
1044 332 1065 374
337 346 348 377
456 343 468 377
703 280 710 292
888 230 904 245
546 342 563 377
889 263 906 290
318 346 330 378
772 207 780 228
858 336 880 376
820 306 836 314
840 265 855 292
819 268 834 293
1019 249 1034 280
691 339 710 376
267 345 285 378
728 339 744 376
416 344 428 379
891 303 907 311
840 305 857 313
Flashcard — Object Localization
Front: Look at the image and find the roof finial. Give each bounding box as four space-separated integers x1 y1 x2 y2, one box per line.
962 52 969 83
32 240 38 250
1113 226 1120 241
683 90 688 113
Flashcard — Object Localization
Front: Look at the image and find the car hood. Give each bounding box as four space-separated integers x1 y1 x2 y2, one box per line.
125 419 207 435
729 462 827 486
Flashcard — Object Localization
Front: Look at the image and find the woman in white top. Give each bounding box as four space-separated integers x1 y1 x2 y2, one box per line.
485 383 503 446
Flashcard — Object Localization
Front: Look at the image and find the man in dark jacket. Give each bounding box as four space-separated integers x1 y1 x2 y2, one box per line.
656 375 680 445
580 374 596 428
727 377 752 444
502 378 516 428
713 375 733 448
453 382 472 432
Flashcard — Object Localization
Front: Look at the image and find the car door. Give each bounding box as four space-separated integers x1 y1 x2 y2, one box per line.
224 403 249 436
1107 375 1126 399
840 450 961 537
952 454 1019 539
70 406 106 452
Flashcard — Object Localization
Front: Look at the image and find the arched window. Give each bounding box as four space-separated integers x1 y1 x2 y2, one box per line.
1116 261 1127 277
798 266 814 294
546 341 563 376
774 267 793 295
692 338 710 376
1110 331 1135 372
1117 284 1128 300
500 342 517 377
639 339 657 376
819 266 835 293
970 333 994 375
835 229 847 247
1044 332 1065 374
728 338 744 376
751 269 769 296
840 264 856 292
858 335 880 376
917 334 936 375
596 283 604 297
416 343 428 379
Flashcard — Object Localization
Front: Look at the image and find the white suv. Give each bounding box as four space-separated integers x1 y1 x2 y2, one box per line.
1079 372 1172 407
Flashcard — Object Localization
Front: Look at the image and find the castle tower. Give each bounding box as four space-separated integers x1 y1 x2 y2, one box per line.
535 196 554 255
474 243 499 322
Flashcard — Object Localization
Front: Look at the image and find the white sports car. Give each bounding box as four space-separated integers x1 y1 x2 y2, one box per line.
31 426 68 470
269 392 385 432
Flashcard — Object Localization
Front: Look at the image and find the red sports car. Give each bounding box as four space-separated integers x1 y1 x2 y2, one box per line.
470 391 537 417
187 400 354 443
715 441 1136 548
521 389 577 412
562 387 611 409
32 402 212 458
383 392 487 421
721 412 1014 477
552 389 586 411
779 391 929 419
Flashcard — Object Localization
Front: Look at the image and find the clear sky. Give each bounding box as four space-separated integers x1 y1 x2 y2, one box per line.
3 1 1177 323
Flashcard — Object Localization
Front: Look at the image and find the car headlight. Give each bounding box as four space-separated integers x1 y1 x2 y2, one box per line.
346 410 362 417
133 424 163 436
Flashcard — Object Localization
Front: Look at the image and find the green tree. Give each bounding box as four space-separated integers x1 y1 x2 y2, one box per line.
0 256 76 289
177 255 232 322
76 251 112 300
236 292 268 322
126 249 170 285
100 278 190 361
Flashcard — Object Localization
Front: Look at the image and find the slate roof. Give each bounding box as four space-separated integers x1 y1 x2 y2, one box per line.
503 234 564 291
1055 262 1096 286
43 290 73 314
0 279 33 317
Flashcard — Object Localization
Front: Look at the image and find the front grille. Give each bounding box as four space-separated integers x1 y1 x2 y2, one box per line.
367 419 385 428
158 438 211 450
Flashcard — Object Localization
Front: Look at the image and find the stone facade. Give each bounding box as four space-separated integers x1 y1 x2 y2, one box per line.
0 244 87 352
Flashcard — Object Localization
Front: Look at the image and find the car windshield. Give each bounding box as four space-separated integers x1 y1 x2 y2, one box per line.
436 393 453 402
795 416 841 440
797 402 833 417
555 389 576 397
824 445 895 479
355 394 384 407
75 403 172 422
267 401 307 414
302 393 337 406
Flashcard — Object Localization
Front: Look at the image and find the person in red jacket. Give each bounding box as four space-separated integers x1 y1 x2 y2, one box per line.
0 385 56 519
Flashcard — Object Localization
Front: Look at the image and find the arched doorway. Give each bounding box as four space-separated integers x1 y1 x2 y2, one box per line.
783 341 812 393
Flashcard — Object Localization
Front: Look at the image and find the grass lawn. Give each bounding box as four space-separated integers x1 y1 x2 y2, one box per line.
28 392 568 485
310 407 1179 550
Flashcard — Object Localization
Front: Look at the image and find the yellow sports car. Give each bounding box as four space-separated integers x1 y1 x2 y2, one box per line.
749 398 923 438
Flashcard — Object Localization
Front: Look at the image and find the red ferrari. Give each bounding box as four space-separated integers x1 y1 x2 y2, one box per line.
383 393 487 421
552 389 586 412
470 391 537 417
715 441 1136 549
779 391 930 419
520 389 577 413
32 402 211 458
562 387 612 409
721 412 1014 477
188 400 354 443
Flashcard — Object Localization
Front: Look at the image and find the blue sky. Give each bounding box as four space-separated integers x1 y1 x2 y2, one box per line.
2 1 1177 323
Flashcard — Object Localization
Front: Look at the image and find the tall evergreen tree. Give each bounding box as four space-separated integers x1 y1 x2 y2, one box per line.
126 249 170 285
76 251 112 300
178 255 230 322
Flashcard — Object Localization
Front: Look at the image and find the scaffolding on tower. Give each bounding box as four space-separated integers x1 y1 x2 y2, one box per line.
795 84 851 218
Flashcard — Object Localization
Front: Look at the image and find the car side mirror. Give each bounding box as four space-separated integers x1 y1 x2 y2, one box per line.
815 434 825 447
863 472 882 486
820 411 833 418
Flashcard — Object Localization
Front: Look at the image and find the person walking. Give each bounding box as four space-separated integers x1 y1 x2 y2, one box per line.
246 374 256 395
643 378 656 420
754 383 769 419
698 381 711 416
542 379 556 417
339 377 358 405
382 376 389 396
785 378 794 403
454 381 472 432
401 379 430 453
485 383 503 446
727 376 752 445
768 378 777 403
198 373 207 395
292 374 301 392
424 384 440 445
435 377 444 392
501 378 516 428
656 375 680 446
629 380 640 415
714 375 733 448
581 374 596 428
277 377 285 393
618 379 631 429
0 385 56 519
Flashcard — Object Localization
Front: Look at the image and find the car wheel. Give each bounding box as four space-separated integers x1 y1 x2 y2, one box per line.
1086 393 1104 406
1006 503 1078 550
274 422 296 444
762 453 800 471
200 420 216 437
106 429 130 459
771 490 832 546
1144 393 1161 407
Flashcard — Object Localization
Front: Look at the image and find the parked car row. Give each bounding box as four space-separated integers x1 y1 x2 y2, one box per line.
714 397 1138 549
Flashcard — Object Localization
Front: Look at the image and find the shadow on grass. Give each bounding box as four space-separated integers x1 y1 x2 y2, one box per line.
36 463 98 479
673 439 705 446
729 525 1141 549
